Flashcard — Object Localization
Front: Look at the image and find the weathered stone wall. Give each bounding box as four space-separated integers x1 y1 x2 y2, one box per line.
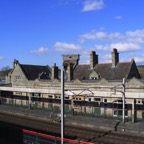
2 76 144 120
10 64 28 87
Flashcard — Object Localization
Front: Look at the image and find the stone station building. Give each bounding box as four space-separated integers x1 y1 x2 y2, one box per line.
0 48 144 123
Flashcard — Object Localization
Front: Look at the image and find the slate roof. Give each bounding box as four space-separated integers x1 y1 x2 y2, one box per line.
94 62 131 80
20 64 51 80
73 62 135 80
73 64 91 80
137 66 144 78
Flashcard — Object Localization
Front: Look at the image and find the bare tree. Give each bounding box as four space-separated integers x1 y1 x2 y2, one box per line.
0 66 11 77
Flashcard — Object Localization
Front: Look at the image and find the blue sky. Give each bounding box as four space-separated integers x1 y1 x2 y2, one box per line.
0 0 144 69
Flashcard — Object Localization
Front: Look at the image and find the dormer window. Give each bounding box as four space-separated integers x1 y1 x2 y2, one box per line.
39 72 49 80
89 70 100 80
92 77 97 80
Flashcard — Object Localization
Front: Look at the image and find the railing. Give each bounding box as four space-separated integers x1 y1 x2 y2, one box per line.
23 129 94 144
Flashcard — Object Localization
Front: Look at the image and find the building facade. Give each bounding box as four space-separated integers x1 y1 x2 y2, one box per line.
0 48 144 123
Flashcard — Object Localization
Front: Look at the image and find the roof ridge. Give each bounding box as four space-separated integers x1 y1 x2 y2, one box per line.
20 64 48 67
77 64 90 66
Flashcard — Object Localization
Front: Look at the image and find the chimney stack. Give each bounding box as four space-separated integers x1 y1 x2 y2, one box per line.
13 59 19 69
63 54 80 81
90 51 98 69
112 48 119 67
51 63 58 80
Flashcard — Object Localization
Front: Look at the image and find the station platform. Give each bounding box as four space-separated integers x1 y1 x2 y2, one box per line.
0 104 144 137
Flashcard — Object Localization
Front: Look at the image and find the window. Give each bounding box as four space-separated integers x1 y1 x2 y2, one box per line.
15 92 22 95
104 103 107 109
113 100 128 117
33 93 40 97
89 98 91 102
118 110 122 116
65 97 69 100
137 105 142 110
136 100 142 105
94 98 101 101
103 99 108 110
75 98 78 101
15 76 20 79
48 95 53 98
114 110 118 116
74 98 81 101
114 103 117 108
104 99 107 103
117 100 123 104
125 111 128 116
15 75 20 81
55 96 60 99
92 77 97 80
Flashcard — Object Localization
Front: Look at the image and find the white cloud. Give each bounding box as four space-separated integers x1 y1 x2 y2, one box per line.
82 0 104 12
115 16 123 20
79 29 144 64
54 42 81 51
101 54 111 63
58 0 79 6
95 42 141 52
0 56 3 60
80 29 144 46
110 42 141 52
30 47 48 54
95 44 109 51
126 29 144 44
121 53 144 64
80 31 123 42
134 56 144 63
126 29 144 37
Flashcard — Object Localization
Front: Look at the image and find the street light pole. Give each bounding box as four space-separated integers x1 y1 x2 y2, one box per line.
61 69 64 144
122 78 125 123
113 78 126 123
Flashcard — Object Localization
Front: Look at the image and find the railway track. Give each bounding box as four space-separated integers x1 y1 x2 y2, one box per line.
64 124 144 144
0 111 144 143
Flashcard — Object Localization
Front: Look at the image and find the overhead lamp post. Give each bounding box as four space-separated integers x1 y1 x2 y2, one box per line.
122 78 125 123
114 78 125 123
61 69 65 144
